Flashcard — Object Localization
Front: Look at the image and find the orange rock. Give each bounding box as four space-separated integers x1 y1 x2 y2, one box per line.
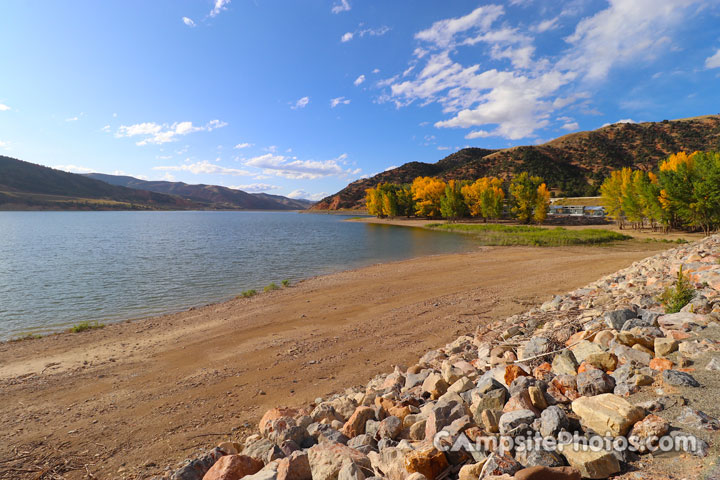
202 455 263 480
259 407 300 435
388 405 412 421
649 358 674 372
666 331 691 340
565 331 590 347
533 363 554 381
504 364 529 385
503 389 540 416
341 406 375 438
404 447 449 479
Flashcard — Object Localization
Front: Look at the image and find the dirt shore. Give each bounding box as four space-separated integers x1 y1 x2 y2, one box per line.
0 242 670 479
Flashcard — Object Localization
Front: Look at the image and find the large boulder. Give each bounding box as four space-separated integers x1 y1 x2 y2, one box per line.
572 394 645 436
307 444 371 480
202 455 264 480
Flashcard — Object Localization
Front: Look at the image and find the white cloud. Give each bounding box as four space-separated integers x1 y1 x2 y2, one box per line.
244 153 357 180
415 5 504 48
101 125 111 132
234 142 253 149
354 75 365 86
560 0 704 81
341 25 390 43
228 183 280 192
384 165 398 171
706 48 720 69
560 121 579 131
0 140 10 149
182 17 196 27
532 17 559 33
209 0 230 17
53 164 95 174
65 116 79 122
0 104 10 111
381 1 704 141
331 0 350 14
601 118 637 127
287 190 327 201
115 119 227 146
291 96 310 110
153 160 251 176
330 96 351 108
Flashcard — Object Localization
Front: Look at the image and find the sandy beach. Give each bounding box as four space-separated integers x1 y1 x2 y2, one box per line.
0 241 670 479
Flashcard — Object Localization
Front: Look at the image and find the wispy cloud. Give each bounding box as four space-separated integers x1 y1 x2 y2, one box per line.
53 164 95 174
330 96 351 108
601 118 637 127
331 0 350 14
182 17 196 27
244 153 359 180
209 0 230 18
341 25 390 43
287 190 327 201
0 104 10 111
228 183 280 192
153 159 251 176
0 140 10 149
291 96 310 110
115 119 227 146
234 142 253 149
706 48 720 69
353 75 365 86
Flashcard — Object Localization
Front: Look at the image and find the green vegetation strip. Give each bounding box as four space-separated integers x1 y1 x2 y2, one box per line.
427 223 631 246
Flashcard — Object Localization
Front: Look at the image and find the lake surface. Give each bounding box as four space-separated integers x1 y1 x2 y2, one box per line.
0 211 476 339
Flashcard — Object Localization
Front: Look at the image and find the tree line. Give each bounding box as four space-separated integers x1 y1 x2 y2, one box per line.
600 151 720 234
365 172 551 224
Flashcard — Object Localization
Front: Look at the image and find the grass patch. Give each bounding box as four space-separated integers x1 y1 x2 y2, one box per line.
641 237 688 244
239 289 257 298
264 282 280 292
281 279 291 287
427 223 631 246
9 333 42 342
69 321 104 333
659 266 695 313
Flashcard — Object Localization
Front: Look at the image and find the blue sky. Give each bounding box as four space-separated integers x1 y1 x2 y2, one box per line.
1 1 720 200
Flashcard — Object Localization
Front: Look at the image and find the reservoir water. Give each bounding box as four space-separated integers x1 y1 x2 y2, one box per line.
0 211 476 339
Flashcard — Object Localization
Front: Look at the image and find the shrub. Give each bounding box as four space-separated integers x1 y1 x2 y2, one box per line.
264 282 280 292
659 266 695 313
240 289 257 298
70 321 104 333
281 279 290 287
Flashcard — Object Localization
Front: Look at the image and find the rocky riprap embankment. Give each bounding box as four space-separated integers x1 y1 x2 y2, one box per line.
164 236 720 480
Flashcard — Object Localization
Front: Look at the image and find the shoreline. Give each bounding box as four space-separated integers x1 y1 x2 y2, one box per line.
0 242 672 479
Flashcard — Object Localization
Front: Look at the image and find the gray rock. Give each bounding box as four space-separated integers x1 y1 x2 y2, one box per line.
551 350 578 376
404 371 430 390
347 434 377 450
498 409 536 436
605 309 637 330
170 448 225 480
338 461 365 480
576 369 616 396
425 400 466 438
621 317 655 331
376 416 402 440
662 369 700 387
479 452 522 477
521 336 551 360
676 407 720 431
475 376 506 395
539 406 569 437
706 357 720 371
669 430 709 457
514 447 564 468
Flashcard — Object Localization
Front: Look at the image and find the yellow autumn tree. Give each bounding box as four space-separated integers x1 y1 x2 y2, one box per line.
509 172 547 224
534 183 550 223
461 177 505 221
365 187 382 216
411 177 446 218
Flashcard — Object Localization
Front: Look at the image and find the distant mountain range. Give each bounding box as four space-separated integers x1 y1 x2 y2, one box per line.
0 156 313 211
313 115 720 210
83 173 314 210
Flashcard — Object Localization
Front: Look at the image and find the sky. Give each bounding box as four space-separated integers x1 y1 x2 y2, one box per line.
1 1 720 201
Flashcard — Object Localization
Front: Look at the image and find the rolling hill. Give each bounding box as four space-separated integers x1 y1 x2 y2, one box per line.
313 115 720 210
0 156 313 211
0 156 199 210
85 173 314 210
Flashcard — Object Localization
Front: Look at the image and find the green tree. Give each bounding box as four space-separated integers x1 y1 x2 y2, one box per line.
440 180 468 221
509 172 546 224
